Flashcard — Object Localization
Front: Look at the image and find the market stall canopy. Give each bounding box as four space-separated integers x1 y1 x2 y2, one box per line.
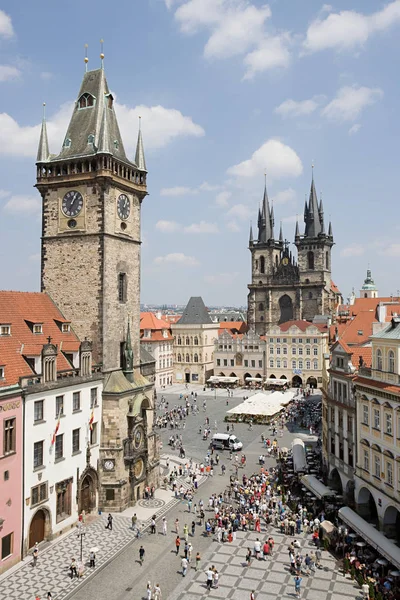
320 521 336 537
265 378 287 386
245 377 263 382
208 376 239 383
292 438 307 473
300 475 337 499
338 507 400 570
227 390 295 418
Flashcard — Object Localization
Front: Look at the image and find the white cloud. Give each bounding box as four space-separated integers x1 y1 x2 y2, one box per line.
226 220 240 232
0 189 10 199
155 220 180 233
243 33 291 80
227 203 252 221
272 188 296 205
198 182 222 192
0 10 14 38
173 0 291 79
275 97 320 118
40 71 53 80
0 99 204 158
321 85 383 121
0 65 21 82
3 194 41 215
216 191 231 207
340 244 365 257
303 1 400 54
154 252 200 266
349 123 362 135
227 139 303 180
204 272 239 284
184 221 219 234
160 186 196 197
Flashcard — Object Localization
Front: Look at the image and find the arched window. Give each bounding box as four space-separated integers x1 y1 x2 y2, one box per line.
260 256 265 273
260 316 264 321
308 292 312 299
325 251 329 269
177 353 181 362
259 302 264 311
292 360 296 369
388 350 395 373
194 336 198 346
377 349 382 370
276 359 281 368
270 359 274 368
307 251 314 270
298 360 303 369
177 336 182 345
364 293 367 298
78 93 95 109
313 360 318 370
185 336 190 345
283 360 287 368
194 354 199 363
306 360 311 370
186 354 190 363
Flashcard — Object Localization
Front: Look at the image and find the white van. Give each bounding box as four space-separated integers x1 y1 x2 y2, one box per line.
212 433 243 451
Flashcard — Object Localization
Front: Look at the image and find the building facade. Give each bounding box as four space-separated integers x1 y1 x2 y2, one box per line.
140 312 174 388
172 297 219 385
35 64 159 511
353 317 400 540
214 329 266 384
247 176 340 334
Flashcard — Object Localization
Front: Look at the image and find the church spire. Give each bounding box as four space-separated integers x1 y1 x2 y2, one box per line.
37 103 50 163
249 222 254 245
257 178 274 243
135 116 147 171
304 167 323 237
123 319 134 383
328 220 333 238
97 99 112 155
295 218 300 240
279 221 283 243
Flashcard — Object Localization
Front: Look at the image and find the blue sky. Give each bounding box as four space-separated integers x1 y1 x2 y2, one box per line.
0 0 400 306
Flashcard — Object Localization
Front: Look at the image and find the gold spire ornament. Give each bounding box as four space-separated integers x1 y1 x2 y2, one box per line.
100 39 104 67
84 44 88 72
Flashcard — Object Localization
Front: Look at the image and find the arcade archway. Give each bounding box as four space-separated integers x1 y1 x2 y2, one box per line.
383 505 400 541
357 486 378 526
292 375 302 387
28 507 51 549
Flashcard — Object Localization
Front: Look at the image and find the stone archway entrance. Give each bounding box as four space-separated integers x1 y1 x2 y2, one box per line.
292 375 302 387
357 486 378 526
79 468 98 514
328 468 343 494
29 508 51 548
383 505 400 541
185 369 190 383
306 376 317 388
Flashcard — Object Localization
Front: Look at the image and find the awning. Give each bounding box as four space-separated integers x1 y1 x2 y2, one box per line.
245 377 263 382
338 507 400 570
300 475 337 499
292 438 307 473
265 378 287 386
208 376 238 383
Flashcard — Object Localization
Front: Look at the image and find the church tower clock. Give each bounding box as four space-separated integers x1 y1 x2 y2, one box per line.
35 60 159 510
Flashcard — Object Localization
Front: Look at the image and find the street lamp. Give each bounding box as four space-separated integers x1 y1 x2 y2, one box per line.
76 524 86 562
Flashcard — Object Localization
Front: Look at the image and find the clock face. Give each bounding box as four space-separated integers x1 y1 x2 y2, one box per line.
134 458 144 479
103 459 114 471
134 428 143 449
62 190 84 217
117 194 130 220
282 257 289 266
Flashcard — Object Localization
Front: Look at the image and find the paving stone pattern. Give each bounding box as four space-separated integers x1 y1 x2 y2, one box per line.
168 530 360 600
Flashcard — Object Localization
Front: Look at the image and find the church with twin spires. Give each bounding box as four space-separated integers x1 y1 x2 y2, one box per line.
247 173 342 334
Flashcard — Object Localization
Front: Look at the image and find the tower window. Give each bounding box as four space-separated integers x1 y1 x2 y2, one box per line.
78 93 95 109
88 134 95 144
114 140 119 149
307 251 314 270
118 273 127 303
308 292 312 299
64 138 71 148
259 303 264 311
108 94 114 109
325 251 329 269
260 256 265 274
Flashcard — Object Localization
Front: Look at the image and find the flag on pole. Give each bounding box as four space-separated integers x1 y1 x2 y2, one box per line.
89 409 94 431
51 410 61 445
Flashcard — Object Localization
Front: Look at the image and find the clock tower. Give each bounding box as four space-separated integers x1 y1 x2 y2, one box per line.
35 62 159 510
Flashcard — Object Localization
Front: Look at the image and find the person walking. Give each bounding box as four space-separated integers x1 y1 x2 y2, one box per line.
250 591 256 600
175 518 180 536
153 583 162 600
47 593 53 600
245 548 252 566
70 558 78 578
181 556 188 577
89 550 96 568
195 551 201 571
105 513 113 530
183 523 189 542
162 517 167 536
151 516 156 534
131 513 138 531
187 542 193 563
175 535 181 555
191 520 196 536
294 575 303 598
315 547 322 569
32 542 39 567
139 545 145 566
213 569 219 588
205 567 214 590
146 581 152 600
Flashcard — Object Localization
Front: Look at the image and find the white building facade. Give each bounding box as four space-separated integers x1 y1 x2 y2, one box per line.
140 312 174 388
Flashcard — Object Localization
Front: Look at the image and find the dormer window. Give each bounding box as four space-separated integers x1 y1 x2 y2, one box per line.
33 324 43 334
0 324 11 336
64 138 71 148
0 366 4 379
78 93 95 109
114 140 119 150
107 94 114 109
88 134 95 145
61 323 71 333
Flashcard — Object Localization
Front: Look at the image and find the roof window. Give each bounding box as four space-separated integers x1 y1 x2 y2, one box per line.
78 93 95 109
33 324 43 334
357 330 363 336
88 134 95 144
114 140 119 150
0 366 4 378
61 323 71 333
64 138 71 148
0 324 11 336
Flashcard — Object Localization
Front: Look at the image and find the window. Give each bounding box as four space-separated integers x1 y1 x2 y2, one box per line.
72 428 80 453
387 461 393 486
373 408 380 430
347 415 353 432
376 349 382 370
118 273 127 303
55 434 63 460
31 482 48 506
260 256 265 273
56 479 72 522
223 359 227 367
338 410 343 428
72 392 81 412
4 418 16 454
270 346 274 354
374 455 381 478
306 347 311 356
306 361 311 370
106 489 115 501
313 360 318 370
1 533 13 560
298 347 303 355
55 395 64 417
283 347 288 355
292 347 296 355
194 337 198 346
185 337 190 345
283 360 287 368
270 359 274 368
78 93 95 108
292 360 296 369
33 441 44 468
292 338 296 344
363 405 369 425
33 324 43 334
298 360 303 369
0 366 4 379
298 338 303 344
258 360 262 368
90 388 98 408
251 360 255 368
88 134 95 144
307 251 314 270
194 354 199 363
64 138 71 148
34 400 44 423
244 360 248 367
216 359 220 366
276 359 281 368
388 350 395 373
0 324 11 336
177 337 182 345
313 347 318 356
363 449 369 471
90 422 98 445
385 413 392 435
259 302 264 311
276 347 281 355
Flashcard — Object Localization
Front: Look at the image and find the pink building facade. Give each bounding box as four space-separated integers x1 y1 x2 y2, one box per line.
0 385 23 574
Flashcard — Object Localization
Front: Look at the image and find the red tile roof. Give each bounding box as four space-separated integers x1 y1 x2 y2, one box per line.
140 312 173 342
0 291 81 387
219 321 248 334
331 281 341 294
277 320 328 333
355 375 400 396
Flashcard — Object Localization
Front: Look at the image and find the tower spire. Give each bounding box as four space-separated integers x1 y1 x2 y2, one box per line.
249 222 253 245
123 319 134 383
304 166 322 237
279 221 283 243
295 217 300 240
135 116 147 171
36 102 50 163
97 99 112 154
